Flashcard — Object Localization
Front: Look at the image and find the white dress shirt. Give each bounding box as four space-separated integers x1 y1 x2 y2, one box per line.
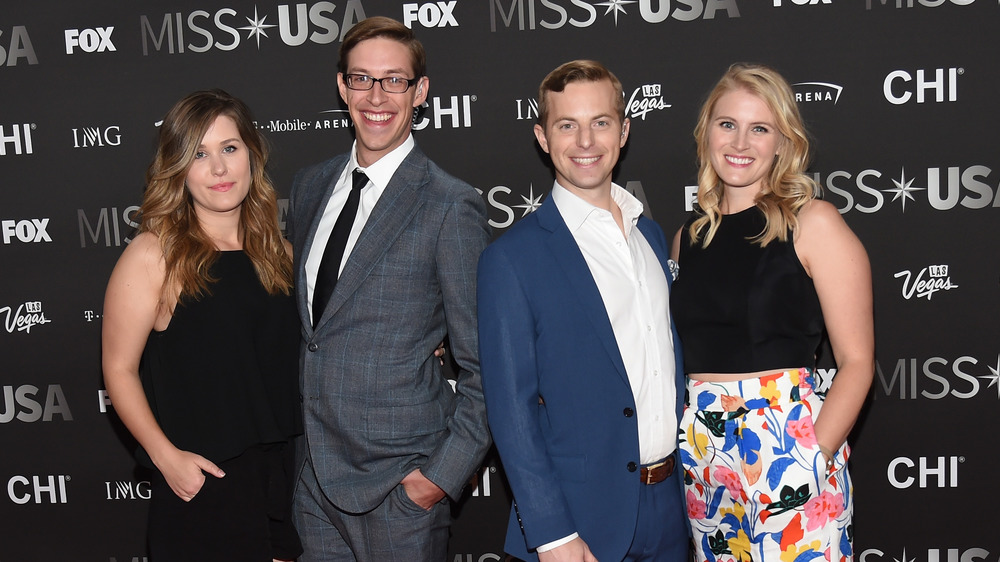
551 181 677 463
305 135 415 325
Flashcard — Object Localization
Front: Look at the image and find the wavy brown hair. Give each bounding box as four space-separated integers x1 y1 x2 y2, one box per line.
690 63 820 248
139 89 292 308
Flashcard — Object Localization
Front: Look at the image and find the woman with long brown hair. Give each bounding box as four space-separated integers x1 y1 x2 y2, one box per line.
671 64 874 561
102 89 302 561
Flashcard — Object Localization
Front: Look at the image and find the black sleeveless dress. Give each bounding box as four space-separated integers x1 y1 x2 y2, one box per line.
671 206 823 373
139 251 302 561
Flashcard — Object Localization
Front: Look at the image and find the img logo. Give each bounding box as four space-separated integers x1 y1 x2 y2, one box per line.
894 264 958 301
626 83 671 121
72 125 122 148
105 480 152 500
514 98 539 121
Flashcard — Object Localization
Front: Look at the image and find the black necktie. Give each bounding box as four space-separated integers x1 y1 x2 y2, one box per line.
313 169 368 326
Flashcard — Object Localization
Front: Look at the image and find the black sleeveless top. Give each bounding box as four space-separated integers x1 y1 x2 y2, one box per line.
671 207 824 374
138 251 302 467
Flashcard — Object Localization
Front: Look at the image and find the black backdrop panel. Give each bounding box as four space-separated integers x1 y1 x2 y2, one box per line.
2 1 998 560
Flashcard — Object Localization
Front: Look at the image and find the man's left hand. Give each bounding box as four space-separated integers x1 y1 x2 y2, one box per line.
400 468 446 510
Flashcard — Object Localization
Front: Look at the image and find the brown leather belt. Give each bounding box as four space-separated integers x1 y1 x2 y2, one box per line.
639 455 675 485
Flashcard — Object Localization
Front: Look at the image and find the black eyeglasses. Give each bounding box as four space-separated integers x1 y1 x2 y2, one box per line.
343 74 419 93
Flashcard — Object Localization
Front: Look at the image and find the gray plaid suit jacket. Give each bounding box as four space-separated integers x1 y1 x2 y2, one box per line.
288 145 491 514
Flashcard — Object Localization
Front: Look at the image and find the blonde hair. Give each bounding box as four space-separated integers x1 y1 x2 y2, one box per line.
139 89 292 308
690 63 820 247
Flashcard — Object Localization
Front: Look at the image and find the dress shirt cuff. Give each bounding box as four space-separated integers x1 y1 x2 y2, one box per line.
537 533 579 553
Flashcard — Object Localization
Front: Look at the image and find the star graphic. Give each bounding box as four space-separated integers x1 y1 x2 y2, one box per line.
595 0 637 25
893 549 916 562
978 354 1000 398
882 167 925 213
513 185 544 217
239 7 277 49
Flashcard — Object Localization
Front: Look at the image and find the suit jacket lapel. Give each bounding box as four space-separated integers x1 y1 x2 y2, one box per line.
297 155 350 337
536 199 630 387
637 215 686 420
637 217 669 283
313 148 428 331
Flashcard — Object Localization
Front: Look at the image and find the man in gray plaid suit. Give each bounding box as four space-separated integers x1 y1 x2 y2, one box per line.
287 17 491 561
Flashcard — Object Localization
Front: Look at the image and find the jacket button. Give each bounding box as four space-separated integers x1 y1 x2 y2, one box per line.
307 342 318 352
623 408 634 417
627 462 637 472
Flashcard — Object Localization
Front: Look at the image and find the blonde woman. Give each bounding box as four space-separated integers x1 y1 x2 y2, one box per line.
671 64 874 562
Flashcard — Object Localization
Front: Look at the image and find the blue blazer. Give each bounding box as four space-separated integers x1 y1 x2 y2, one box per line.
477 196 686 561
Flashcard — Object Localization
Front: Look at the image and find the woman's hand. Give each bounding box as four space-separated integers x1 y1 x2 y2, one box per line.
154 447 225 501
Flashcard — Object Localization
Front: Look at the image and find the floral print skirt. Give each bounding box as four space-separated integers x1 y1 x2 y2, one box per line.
679 368 853 562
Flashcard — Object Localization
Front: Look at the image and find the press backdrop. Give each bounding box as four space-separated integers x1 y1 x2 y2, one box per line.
2 1 998 560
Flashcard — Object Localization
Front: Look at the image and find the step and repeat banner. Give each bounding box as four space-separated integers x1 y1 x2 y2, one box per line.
2 1 997 560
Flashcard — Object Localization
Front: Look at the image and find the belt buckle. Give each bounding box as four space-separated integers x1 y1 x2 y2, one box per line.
642 459 667 485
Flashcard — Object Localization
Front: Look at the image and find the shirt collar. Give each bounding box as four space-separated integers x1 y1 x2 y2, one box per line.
348 134 415 190
550 181 644 235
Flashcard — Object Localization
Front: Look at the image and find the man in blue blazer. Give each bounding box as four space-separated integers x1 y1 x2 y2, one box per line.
478 61 689 561
288 17 491 561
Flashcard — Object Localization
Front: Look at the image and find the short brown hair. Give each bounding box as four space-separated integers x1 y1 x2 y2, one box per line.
338 16 426 78
537 60 625 127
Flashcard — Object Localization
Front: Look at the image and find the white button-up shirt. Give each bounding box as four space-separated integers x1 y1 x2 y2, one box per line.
305 135 415 324
550 181 677 464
